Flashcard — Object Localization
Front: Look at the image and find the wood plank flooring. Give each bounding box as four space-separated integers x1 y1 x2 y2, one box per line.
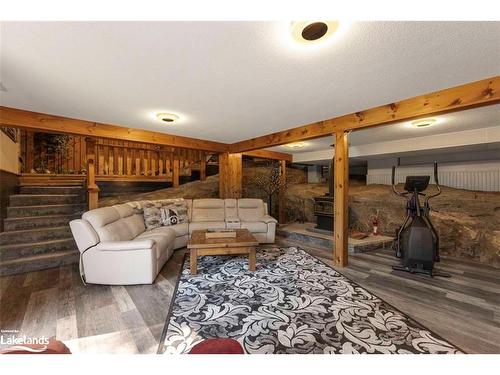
1 240 499 354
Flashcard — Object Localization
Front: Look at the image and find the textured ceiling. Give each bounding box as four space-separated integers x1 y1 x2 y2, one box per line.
1 21 499 143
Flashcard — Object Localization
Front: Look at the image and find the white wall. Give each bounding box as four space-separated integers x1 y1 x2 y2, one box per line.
293 126 500 164
0 130 20 174
367 153 500 192
307 165 323 183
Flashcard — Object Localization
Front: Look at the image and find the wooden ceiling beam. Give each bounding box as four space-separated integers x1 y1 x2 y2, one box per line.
242 149 293 162
0 106 229 153
229 76 500 152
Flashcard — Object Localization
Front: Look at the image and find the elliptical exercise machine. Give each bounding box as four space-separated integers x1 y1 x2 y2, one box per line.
391 162 450 278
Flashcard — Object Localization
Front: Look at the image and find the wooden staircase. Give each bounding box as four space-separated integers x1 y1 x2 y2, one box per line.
0 181 86 276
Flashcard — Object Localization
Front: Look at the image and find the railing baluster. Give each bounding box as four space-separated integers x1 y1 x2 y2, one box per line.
135 151 140 176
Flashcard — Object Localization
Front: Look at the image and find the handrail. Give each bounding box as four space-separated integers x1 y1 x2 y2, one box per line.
426 161 442 202
391 165 407 198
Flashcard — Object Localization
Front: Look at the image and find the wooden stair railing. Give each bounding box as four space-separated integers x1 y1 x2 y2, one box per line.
19 129 210 210
85 138 100 210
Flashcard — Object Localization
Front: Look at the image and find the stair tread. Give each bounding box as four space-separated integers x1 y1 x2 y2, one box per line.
1 237 75 250
4 213 80 222
1 250 79 265
20 183 83 186
20 185 83 187
8 203 85 208
11 194 81 197
0 225 70 235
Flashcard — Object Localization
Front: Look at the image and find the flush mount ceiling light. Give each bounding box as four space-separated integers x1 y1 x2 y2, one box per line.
291 21 339 44
156 112 179 123
284 142 306 149
410 118 437 128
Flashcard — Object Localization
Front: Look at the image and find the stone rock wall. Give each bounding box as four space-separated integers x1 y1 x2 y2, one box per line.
99 175 220 206
99 162 307 207
285 182 500 267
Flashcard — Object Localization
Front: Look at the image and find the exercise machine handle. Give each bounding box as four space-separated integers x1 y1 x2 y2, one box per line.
427 161 442 200
391 165 406 197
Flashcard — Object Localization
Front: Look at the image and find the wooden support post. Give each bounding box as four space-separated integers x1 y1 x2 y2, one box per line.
200 153 207 182
219 152 242 199
173 152 180 188
278 160 286 224
333 131 349 267
219 152 228 198
85 137 100 210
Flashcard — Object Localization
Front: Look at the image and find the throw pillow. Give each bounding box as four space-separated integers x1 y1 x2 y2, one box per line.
128 199 188 231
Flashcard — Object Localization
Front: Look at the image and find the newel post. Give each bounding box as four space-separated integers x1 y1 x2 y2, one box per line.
85 137 100 210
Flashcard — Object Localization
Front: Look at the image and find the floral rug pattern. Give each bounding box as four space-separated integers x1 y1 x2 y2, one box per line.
159 247 462 354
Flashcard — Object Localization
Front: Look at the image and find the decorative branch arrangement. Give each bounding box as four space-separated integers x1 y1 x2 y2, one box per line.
248 160 288 218
32 132 71 173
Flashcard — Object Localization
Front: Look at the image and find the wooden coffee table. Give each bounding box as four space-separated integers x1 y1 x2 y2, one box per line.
187 229 259 274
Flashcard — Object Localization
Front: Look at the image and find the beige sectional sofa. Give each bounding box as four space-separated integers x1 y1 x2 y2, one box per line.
70 198 277 285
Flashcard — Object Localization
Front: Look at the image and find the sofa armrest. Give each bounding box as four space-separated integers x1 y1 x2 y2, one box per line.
93 240 155 252
70 219 100 252
261 215 278 224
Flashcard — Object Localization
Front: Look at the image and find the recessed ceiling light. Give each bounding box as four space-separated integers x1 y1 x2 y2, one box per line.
284 142 306 149
410 118 437 128
291 21 339 44
156 112 179 123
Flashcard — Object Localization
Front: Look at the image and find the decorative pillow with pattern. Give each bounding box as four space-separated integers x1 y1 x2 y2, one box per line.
127 199 188 231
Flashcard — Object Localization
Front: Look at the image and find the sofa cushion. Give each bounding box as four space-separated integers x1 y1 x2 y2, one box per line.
237 199 265 222
240 221 268 233
113 204 145 238
224 199 238 218
170 222 189 237
135 227 175 259
145 223 188 238
113 203 136 218
191 199 225 222
82 206 135 242
188 221 226 234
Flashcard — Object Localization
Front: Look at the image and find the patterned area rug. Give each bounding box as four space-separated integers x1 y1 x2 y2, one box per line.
158 247 462 354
